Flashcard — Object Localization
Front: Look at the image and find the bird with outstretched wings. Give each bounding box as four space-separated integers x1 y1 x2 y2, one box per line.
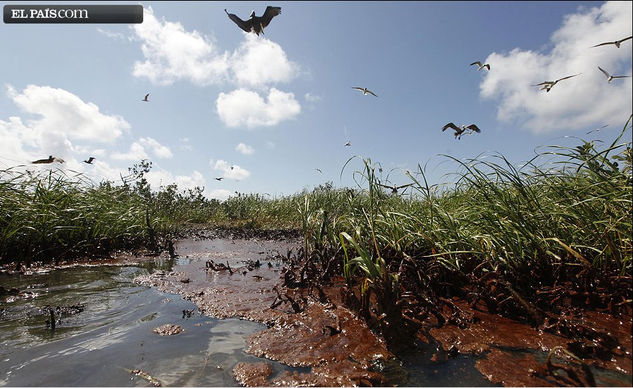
225 6 281 36
377 183 414 194
592 35 632 48
442 123 481 139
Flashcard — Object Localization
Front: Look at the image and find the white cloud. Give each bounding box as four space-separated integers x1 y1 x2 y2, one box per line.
110 142 148 161
96 27 129 41
235 142 254 155
130 7 298 89
140 137 173 158
207 189 233 201
480 1 632 133
146 169 206 192
211 159 251 180
0 84 130 167
131 7 229 86
229 33 299 87
216 87 301 128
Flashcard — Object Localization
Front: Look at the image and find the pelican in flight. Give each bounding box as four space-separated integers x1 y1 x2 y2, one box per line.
83 157 95 164
598 66 631 83
592 35 632 48
470 61 490 71
442 123 481 140
142 93 149 102
32 155 63 164
352 87 377 97
377 183 414 194
225 6 281 36
532 74 580 92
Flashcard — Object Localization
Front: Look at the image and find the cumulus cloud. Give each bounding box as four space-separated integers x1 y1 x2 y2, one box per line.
216 88 301 128
139 137 173 158
131 7 229 85
207 189 233 201
211 159 251 180
0 84 130 166
111 137 172 161
146 170 205 191
235 142 254 155
229 33 299 87
130 7 298 89
480 1 632 132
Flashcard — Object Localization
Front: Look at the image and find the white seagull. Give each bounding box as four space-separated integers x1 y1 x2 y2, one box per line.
442 123 481 140
532 74 580 92
592 35 632 48
470 61 490 71
598 66 631 83
352 87 377 97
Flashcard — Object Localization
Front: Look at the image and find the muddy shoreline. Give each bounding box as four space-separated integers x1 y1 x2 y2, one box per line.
4 230 631 386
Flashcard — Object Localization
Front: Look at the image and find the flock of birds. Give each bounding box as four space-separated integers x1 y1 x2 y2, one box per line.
29 6 632 191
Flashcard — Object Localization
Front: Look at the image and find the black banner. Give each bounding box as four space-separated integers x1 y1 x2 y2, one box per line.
4 5 143 24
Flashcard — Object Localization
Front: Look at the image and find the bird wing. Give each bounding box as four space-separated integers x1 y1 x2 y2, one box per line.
395 183 414 190
466 124 481 133
598 66 611 78
352 87 364 91
532 81 554 86
366 89 378 97
225 9 253 32
442 122 459 132
592 41 614 47
556 74 580 82
484 64 490 70
258 6 281 28
612 75 632 79
144 93 149 99
470 61 482 67
617 36 632 44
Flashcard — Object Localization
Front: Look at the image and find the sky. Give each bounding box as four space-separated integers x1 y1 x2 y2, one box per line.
1 1 631 200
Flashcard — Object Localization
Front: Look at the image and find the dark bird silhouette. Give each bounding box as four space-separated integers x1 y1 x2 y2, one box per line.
352 87 377 97
592 35 632 48
344 141 351 147
470 61 490 71
32 155 64 164
598 66 631 83
532 74 580 92
215 177 224 181
315 168 322 173
442 123 481 139
84 157 95 164
142 93 149 102
225 6 281 36
377 183 414 194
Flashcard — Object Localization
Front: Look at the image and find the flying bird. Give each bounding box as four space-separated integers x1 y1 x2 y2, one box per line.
377 183 414 194
352 87 377 97
598 66 631 83
470 61 490 71
83 157 95 164
442 123 481 140
592 35 632 48
32 155 63 164
344 141 351 147
315 168 322 173
532 74 580 92
224 6 281 36
142 93 149 102
215 177 224 181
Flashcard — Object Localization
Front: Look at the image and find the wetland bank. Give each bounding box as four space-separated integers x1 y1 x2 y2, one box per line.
1 127 632 386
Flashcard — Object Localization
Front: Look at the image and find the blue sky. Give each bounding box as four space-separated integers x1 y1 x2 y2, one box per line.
1 1 631 200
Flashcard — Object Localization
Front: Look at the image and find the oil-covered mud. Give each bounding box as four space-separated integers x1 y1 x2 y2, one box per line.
135 236 632 387
134 237 392 386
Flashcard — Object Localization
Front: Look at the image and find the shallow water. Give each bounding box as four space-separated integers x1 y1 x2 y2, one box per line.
0 260 298 387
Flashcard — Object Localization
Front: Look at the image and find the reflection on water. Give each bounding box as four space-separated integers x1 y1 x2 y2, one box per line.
0 261 275 387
